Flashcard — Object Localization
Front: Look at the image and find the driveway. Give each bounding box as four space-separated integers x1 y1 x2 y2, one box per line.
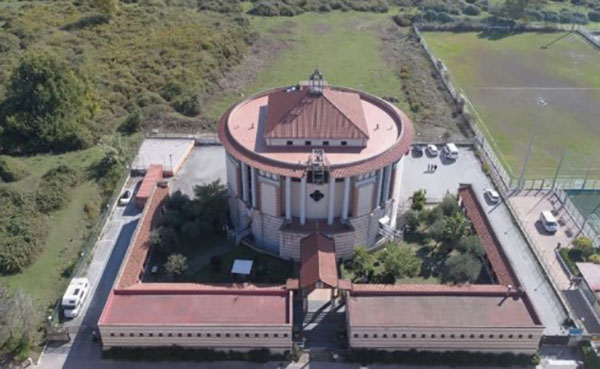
399 146 568 336
39 178 143 368
170 146 227 197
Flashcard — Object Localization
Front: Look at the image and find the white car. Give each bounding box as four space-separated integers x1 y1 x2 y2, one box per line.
62 278 90 319
119 190 132 206
426 144 439 157
484 188 500 204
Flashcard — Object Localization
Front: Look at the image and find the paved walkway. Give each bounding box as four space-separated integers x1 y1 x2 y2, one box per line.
399 147 568 335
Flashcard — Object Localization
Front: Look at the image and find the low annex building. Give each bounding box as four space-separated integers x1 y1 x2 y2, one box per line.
344 184 544 354
218 70 414 259
98 183 294 352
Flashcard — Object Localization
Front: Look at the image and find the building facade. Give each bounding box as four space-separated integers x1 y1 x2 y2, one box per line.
218 71 414 260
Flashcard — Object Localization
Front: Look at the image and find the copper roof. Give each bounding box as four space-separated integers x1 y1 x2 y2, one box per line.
265 87 369 140
458 184 518 287
300 233 338 288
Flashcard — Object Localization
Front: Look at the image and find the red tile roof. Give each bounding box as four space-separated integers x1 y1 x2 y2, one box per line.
350 283 511 295
99 288 290 326
136 164 163 202
265 88 369 140
458 184 518 287
218 86 414 178
347 294 540 327
116 186 168 288
300 233 338 288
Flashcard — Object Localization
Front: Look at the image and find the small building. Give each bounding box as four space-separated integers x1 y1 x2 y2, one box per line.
135 164 163 208
576 262 600 317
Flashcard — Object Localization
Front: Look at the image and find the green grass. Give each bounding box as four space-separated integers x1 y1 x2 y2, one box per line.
192 244 294 284
0 147 103 309
424 31 600 179
204 10 405 120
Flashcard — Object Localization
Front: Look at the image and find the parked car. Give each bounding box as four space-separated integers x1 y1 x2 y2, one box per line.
119 190 132 206
412 145 424 156
443 143 459 160
426 144 439 157
484 188 500 204
62 278 90 319
540 211 558 234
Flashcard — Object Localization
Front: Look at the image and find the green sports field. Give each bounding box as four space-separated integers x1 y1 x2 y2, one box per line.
423 31 600 179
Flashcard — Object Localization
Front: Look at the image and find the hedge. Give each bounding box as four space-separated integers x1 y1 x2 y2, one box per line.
589 10 600 21
0 155 29 182
35 165 79 214
347 349 540 366
559 248 581 276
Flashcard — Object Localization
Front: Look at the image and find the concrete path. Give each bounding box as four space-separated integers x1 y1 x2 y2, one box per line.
399 147 568 336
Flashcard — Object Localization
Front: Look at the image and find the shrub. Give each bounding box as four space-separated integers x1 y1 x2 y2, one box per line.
210 255 223 272
438 12 455 22
172 94 201 117
118 109 142 134
589 254 600 264
0 156 29 182
463 4 481 15
247 348 271 363
439 194 460 216
444 252 482 283
543 10 560 22
411 189 426 211
0 186 48 274
383 243 422 280
590 10 600 21
393 14 413 26
559 248 581 276
580 341 600 369
574 236 595 260
424 10 438 21
36 165 79 213
165 253 188 278
247 2 279 16
456 235 485 257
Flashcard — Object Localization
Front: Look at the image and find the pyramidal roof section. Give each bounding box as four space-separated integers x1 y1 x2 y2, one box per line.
264 87 370 141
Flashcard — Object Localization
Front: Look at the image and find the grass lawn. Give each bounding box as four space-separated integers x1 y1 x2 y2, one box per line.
191 244 294 284
204 10 405 120
423 31 600 179
0 147 103 309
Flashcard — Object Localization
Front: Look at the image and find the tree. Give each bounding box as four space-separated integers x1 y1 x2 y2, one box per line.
573 236 595 261
95 0 119 18
444 253 482 283
192 180 227 233
457 235 485 257
439 194 460 217
351 246 375 280
442 213 471 244
0 51 99 154
383 243 422 280
165 254 187 278
118 109 142 134
0 287 38 360
411 189 426 211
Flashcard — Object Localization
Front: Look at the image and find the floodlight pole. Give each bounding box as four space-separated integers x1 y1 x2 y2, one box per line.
518 98 547 189
551 150 566 191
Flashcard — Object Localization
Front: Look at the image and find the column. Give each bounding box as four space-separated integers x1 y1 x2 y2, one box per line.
250 167 257 208
375 168 384 207
300 176 307 225
383 164 392 202
327 177 336 225
342 177 351 220
241 162 249 203
285 176 292 221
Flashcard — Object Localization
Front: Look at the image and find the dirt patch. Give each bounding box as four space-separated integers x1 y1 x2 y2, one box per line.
379 24 473 142
313 23 331 34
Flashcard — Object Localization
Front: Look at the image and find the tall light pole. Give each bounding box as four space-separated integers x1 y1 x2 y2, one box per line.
518 98 547 189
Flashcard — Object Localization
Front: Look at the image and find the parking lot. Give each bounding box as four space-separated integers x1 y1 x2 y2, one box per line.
399 145 568 336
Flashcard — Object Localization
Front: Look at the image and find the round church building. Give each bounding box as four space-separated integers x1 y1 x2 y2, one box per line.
218 71 414 260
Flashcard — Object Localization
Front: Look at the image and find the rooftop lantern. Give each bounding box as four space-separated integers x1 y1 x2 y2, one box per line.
308 68 324 95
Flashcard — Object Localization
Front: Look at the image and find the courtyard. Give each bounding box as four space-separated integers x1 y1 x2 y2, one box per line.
399 146 568 335
423 31 600 179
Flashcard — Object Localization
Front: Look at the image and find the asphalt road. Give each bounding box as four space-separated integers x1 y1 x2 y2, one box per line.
39 178 143 369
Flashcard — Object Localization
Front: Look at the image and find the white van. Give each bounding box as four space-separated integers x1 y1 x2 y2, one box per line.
539 211 558 234
62 278 90 319
443 143 459 160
